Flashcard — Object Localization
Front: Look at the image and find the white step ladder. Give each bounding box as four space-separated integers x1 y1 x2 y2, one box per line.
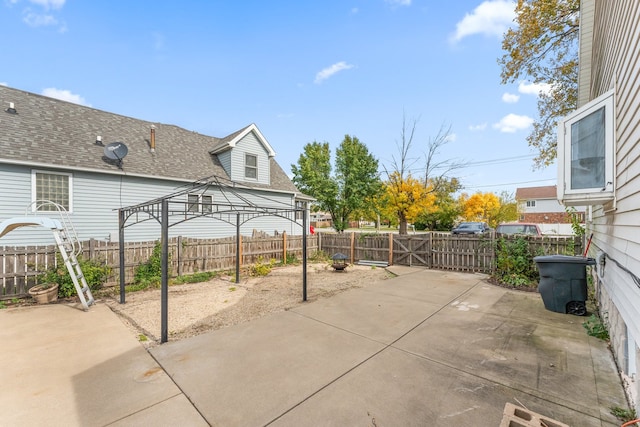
51 227 95 310
28 201 95 310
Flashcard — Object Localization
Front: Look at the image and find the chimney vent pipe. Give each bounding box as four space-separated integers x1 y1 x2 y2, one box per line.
150 125 156 153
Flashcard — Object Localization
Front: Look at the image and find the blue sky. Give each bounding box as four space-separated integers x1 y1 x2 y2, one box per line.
1 0 557 195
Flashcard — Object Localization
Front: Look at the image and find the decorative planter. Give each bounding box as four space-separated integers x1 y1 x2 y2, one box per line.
28 283 59 304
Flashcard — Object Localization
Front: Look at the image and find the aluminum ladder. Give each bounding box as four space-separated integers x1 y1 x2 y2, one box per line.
28 201 95 310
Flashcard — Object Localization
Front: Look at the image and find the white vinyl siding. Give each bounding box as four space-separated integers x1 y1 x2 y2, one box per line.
217 150 231 176
0 164 300 246
584 0 640 387
229 131 270 184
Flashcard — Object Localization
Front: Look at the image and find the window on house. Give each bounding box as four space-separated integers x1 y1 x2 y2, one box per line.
187 194 199 213
188 194 213 213
526 200 536 208
245 154 257 179
295 201 305 220
202 195 213 213
557 90 615 206
32 170 72 211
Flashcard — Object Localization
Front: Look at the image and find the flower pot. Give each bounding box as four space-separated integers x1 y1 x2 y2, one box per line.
28 283 59 304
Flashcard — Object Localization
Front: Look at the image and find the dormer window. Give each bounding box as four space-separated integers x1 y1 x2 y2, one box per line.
245 154 257 179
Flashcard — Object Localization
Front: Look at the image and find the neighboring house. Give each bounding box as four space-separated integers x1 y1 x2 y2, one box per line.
0 86 311 246
556 0 639 411
515 185 584 234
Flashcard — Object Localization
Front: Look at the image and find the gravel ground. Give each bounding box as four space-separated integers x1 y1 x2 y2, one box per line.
103 263 393 347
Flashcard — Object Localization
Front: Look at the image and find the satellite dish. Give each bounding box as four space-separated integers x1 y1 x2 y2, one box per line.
104 142 128 161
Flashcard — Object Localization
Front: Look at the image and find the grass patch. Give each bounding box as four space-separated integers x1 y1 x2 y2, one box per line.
609 406 637 422
583 314 609 340
173 271 217 284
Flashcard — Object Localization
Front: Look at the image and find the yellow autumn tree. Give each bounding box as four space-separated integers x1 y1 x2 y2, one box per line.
382 172 436 234
461 192 501 227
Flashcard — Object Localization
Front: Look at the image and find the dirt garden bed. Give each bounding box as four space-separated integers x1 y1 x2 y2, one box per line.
102 263 394 347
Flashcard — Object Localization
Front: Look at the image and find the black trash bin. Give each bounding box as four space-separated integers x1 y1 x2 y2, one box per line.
534 255 596 316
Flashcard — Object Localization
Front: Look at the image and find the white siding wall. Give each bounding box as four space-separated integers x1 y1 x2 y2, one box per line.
522 198 565 213
0 164 301 246
230 131 270 184
586 0 640 410
217 150 231 176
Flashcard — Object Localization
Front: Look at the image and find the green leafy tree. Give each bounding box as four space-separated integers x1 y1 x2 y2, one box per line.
290 141 338 210
292 136 381 232
499 0 580 167
494 191 519 225
415 177 462 231
385 116 462 234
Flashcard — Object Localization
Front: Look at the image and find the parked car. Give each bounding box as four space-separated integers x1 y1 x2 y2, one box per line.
451 222 490 235
496 223 542 236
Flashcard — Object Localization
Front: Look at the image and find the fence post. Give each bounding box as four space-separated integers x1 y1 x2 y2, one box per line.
350 232 355 264
283 232 287 265
177 236 183 277
388 233 393 266
89 238 96 260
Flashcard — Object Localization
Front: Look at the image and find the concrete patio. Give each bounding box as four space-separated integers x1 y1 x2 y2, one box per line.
0 267 629 426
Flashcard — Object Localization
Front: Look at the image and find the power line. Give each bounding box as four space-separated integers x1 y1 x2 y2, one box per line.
464 178 556 189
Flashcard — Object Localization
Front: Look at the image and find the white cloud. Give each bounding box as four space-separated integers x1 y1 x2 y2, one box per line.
314 62 354 84
445 133 457 142
493 113 533 133
385 0 411 6
469 123 487 131
451 0 515 43
41 88 90 106
501 92 519 103
518 81 553 96
29 0 65 10
23 11 57 27
0 82 8 87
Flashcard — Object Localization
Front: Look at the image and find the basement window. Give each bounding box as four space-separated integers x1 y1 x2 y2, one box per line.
557 90 615 206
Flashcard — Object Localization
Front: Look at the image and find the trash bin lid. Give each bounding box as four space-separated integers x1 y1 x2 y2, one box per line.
534 255 595 265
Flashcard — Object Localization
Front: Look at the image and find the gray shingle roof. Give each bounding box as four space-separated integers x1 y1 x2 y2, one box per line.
0 85 301 195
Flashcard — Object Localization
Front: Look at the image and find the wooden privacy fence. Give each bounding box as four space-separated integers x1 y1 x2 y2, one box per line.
1 231 582 300
318 232 583 273
0 233 319 299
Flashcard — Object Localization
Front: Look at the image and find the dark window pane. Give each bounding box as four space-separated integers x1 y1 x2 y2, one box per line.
188 194 199 212
571 107 606 189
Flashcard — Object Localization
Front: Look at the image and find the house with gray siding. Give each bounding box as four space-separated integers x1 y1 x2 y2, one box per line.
0 85 311 246
557 0 640 412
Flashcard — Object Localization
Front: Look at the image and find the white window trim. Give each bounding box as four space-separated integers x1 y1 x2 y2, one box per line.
30 169 73 212
187 193 214 213
557 89 615 206
245 153 258 180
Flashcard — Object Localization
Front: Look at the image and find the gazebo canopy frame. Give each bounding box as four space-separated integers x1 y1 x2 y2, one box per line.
117 175 309 343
